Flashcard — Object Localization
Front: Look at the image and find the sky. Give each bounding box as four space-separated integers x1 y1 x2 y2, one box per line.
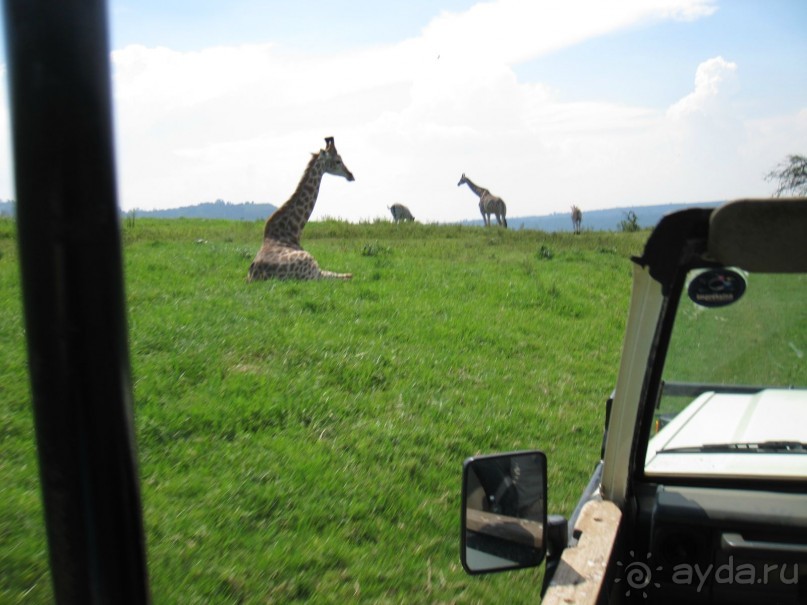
1 0 805 223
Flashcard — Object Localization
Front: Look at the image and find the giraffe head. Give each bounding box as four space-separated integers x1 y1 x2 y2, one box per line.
457 173 467 187
317 137 354 181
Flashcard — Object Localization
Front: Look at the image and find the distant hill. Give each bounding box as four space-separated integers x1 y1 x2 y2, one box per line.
2 198 278 221
464 202 724 232
131 199 723 230
2 199 724 231
128 200 277 221
0 200 15 216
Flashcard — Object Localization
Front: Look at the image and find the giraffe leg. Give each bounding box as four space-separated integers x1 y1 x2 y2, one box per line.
248 247 350 281
319 270 353 280
293 250 352 280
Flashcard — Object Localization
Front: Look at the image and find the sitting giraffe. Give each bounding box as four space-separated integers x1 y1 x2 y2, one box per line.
457 173 508 228
248 137 355 281
571 205 583 234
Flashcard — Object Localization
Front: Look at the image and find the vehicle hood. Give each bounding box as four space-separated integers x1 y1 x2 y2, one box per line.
645 389 807 479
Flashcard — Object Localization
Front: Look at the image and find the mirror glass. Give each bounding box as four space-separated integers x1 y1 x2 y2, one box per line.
461 450 547 574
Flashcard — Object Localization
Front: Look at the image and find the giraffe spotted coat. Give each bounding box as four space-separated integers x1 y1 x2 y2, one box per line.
248 137 354 281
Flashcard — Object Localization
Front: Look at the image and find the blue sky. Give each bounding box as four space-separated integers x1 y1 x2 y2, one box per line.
108 1 480 52
1 1 805 222
520 3 806 113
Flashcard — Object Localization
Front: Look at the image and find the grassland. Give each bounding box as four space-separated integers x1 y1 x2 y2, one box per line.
0 217 647 604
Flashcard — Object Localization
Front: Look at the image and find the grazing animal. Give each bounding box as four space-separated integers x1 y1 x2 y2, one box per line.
571 205 583 234
389 203 415 222
457 173 507 228
247 137 354 281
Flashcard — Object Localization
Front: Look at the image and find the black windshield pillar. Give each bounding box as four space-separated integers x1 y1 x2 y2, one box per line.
2 1 151 602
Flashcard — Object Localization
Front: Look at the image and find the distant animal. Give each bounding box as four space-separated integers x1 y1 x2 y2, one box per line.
571 205 583 234
389 203 415 222
247 137 355 281
457 173 507 228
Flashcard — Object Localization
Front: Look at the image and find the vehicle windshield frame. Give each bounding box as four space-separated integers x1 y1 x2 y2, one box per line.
634 262 807 487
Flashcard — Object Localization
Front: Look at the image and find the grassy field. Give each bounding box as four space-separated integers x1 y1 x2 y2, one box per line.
0 217 647 604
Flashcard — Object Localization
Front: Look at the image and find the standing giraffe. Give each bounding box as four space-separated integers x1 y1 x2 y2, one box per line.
571 205 583 234
247 137 355 281
457 173 508 228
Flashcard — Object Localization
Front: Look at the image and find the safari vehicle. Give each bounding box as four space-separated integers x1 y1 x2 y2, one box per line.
460 197 807 603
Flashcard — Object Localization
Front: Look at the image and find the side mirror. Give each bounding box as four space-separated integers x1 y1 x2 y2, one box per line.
461 451 547 574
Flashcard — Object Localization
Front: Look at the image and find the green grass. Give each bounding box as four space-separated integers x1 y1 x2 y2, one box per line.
0 217 647 604
664 272 807 387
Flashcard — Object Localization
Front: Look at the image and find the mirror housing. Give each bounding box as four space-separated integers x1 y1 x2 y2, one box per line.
461 451 547 574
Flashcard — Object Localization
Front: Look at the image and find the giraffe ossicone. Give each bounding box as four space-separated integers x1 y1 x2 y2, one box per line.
457 173 508 228
247 137 355 281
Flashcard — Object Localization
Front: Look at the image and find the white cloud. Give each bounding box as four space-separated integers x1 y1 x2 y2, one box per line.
420 0 718 65
95 0 801 222
660 57 751 201
667 56 738 119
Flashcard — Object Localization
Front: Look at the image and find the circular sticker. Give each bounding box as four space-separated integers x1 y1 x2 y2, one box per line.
687 268 746 308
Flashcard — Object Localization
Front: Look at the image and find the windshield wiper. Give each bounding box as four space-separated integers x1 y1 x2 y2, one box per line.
659 441 807 454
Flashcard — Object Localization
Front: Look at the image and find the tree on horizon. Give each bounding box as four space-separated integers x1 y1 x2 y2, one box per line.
765 154 807 197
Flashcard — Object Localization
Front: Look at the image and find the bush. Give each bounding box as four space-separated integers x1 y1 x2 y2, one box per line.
618 211 640 233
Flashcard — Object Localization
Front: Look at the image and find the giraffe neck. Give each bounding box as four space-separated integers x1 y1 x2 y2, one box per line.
263 152 326 246
461 177 486 199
